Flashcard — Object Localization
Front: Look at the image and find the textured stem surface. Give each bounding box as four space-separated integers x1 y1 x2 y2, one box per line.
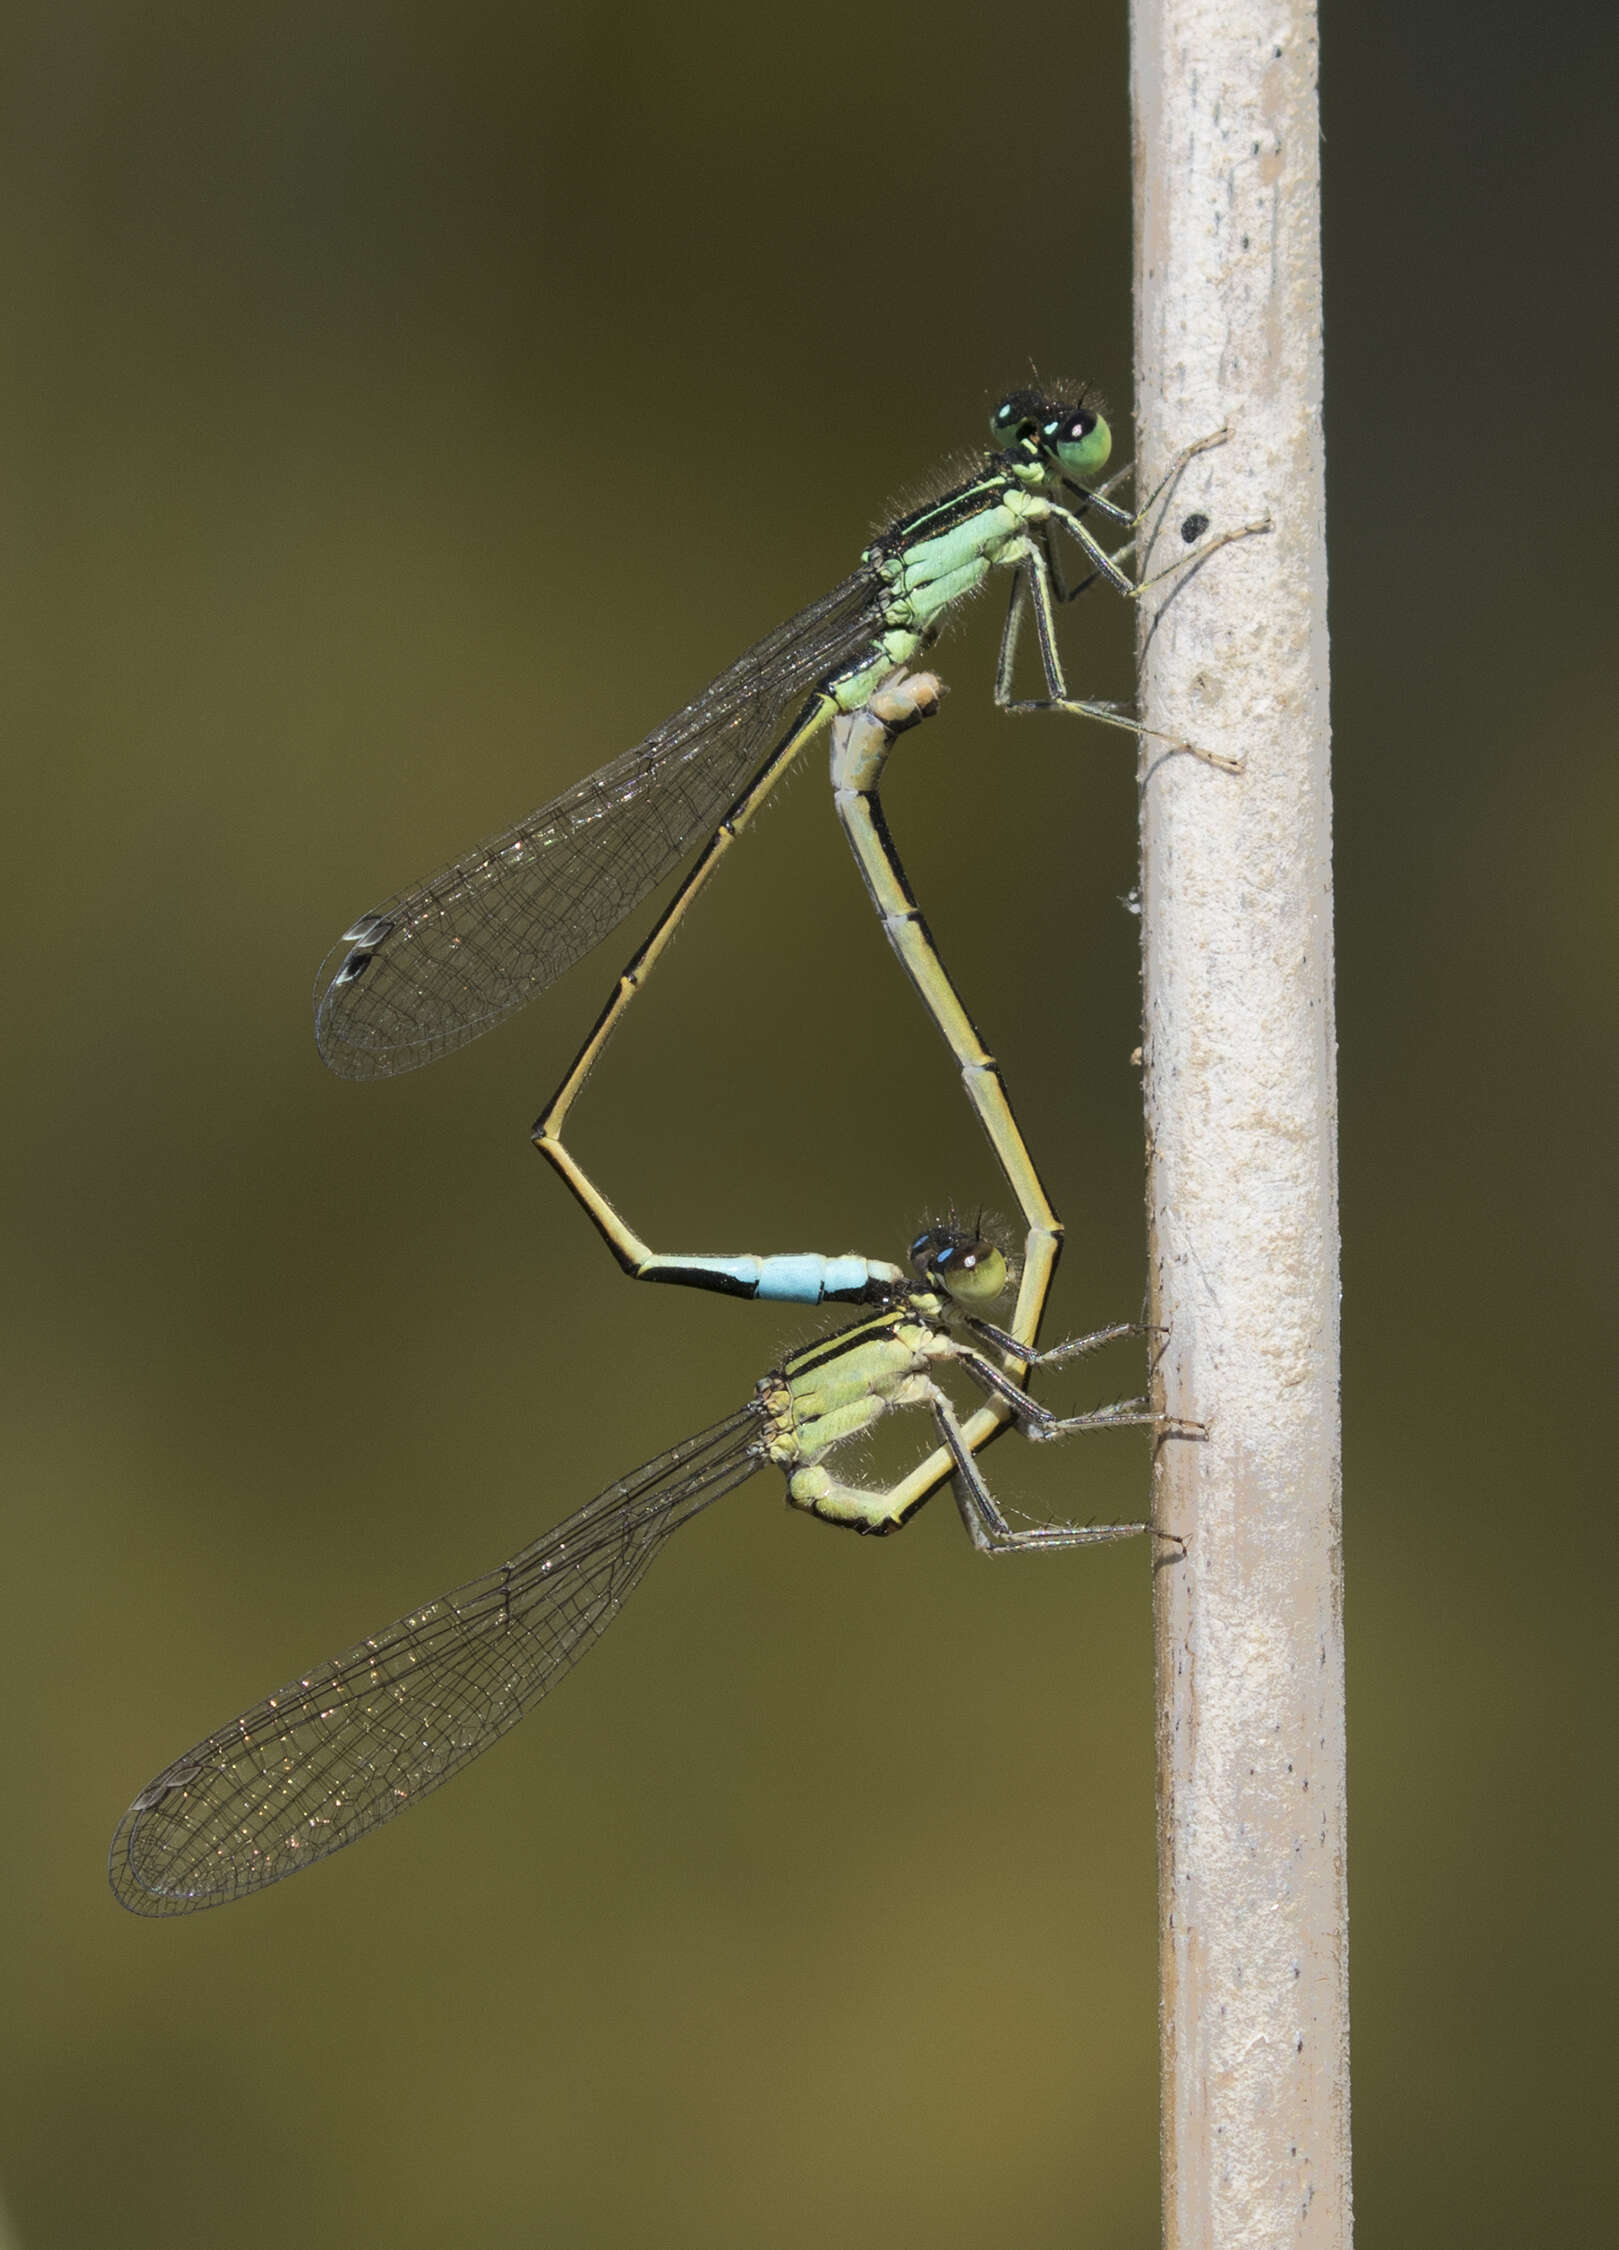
1130 4 1349 2245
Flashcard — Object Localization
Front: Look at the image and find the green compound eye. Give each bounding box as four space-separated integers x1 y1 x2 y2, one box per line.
990 389 1047 449
909 1228 1009 1307
1042 405 1112 481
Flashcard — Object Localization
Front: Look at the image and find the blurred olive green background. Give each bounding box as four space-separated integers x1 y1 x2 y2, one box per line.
4 4 1615 2245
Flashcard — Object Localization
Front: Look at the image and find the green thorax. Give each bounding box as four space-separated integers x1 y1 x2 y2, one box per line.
825 393 1112 716
758 1290 950 1467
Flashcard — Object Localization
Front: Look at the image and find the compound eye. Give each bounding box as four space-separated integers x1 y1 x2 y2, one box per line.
990 389 1045 449
911 1227 1009 1306
940 1238 1008 1306
1043 402 1112 481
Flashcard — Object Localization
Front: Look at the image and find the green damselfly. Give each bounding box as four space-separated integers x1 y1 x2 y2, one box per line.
314 389 1263 1347
110 1222 1187 1915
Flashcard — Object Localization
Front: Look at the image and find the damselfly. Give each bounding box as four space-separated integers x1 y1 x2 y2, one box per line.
110 1222 1187 1915
314 391 1263 1332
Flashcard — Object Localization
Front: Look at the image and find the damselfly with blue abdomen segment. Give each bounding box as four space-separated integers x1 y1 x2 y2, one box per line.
313 389 1265 1339
110 1222 1193 1916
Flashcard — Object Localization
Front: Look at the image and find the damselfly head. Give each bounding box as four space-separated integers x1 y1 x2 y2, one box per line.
908 1222 1010 1308
990 381 1112 485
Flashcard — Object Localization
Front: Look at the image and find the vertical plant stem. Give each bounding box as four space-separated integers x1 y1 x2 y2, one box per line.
1129 5 1348 2246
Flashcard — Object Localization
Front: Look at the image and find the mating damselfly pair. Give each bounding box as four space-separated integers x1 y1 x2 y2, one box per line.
110 383 1263 1913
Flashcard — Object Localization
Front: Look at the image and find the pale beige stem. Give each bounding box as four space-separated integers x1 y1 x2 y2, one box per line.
1130 4 1349 2245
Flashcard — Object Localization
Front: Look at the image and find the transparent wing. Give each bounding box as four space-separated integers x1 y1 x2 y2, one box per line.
314 564 887 1078
110 1407 766 1914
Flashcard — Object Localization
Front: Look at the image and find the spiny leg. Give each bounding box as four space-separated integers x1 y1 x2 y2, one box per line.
924 1378 1149 1558
965 1314 1143 1364
997 541 1244 773
1122 514 1274 597
1041 442 1222 586
1045 502 1267 613
1024 427 1241 598
1043 422 1272 616
1043 515 1119 609
941 1332 1201 1446
1059 423 1235 545
997 510 1265 685
1047 452 1142 531
993 549 1150 737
